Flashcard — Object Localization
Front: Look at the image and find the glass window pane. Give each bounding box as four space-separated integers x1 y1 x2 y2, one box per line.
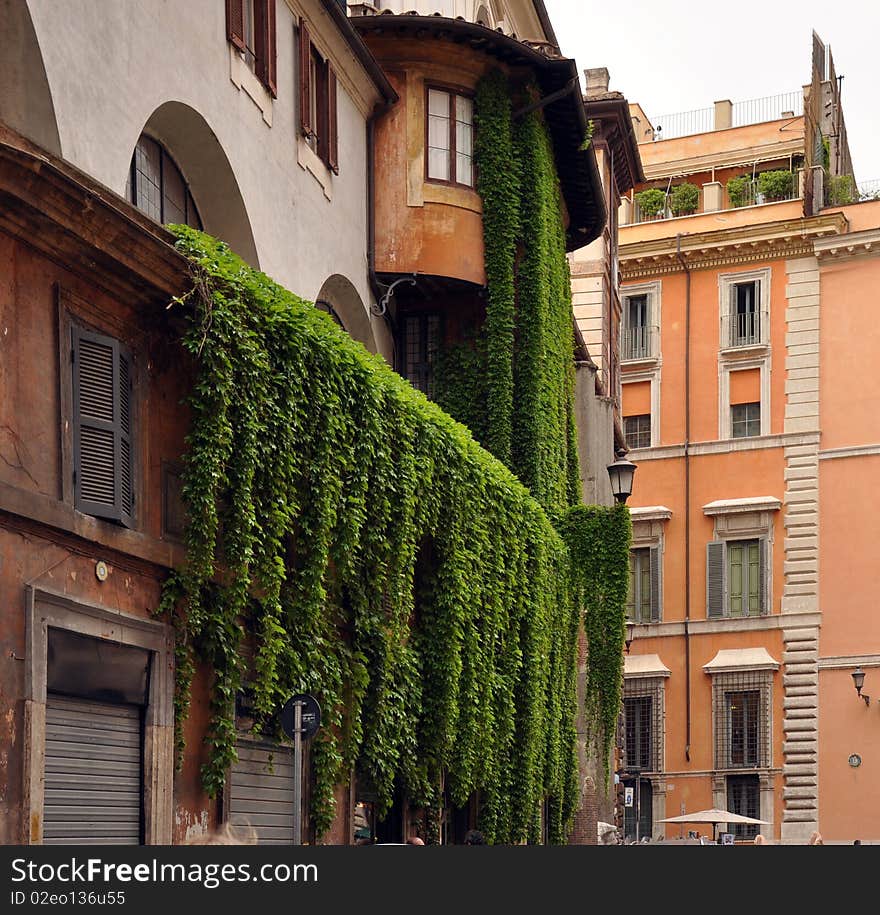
428 116 450 150
428 89 450 117
428 146 450 181
729 545 743 616
456 154 473 187
162 155 187 226
455 95 473 125
133 136 162 222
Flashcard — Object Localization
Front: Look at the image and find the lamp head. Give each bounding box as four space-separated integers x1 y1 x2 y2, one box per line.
607 457 637 504
852 667 870 706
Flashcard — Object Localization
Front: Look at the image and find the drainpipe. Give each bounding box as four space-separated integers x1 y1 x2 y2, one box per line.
675 233 692 763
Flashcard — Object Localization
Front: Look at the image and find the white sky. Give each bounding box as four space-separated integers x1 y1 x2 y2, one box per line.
543 0 880 185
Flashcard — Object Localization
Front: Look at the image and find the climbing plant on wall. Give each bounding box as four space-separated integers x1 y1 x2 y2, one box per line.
560 503 632 786
160 227 580 844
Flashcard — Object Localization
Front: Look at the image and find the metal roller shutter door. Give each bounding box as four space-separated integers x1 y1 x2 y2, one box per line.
228 741 296 844
44 695 142 845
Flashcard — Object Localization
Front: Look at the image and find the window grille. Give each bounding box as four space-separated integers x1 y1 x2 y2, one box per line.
401 313 441 397
727 774 760 839
712 670 771 770
624 414 651 450
731 402 761 438
622 677 664 773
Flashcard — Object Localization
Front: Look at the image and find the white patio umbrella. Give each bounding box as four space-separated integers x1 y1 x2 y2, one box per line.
659 808 769 826
659 808 769 842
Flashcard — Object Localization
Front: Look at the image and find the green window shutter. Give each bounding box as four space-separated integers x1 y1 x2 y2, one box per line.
729 543 744 617
72 327 134 527
649 546 661 622
747 541 760 615
758 539 768 615
707 541 725 618
626 554 636 620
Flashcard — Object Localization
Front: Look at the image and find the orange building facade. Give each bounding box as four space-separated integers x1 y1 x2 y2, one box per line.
616 41 880 844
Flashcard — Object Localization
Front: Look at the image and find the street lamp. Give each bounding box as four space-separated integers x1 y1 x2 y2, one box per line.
625 620 636 655
607 457 637 504
851 667 870 706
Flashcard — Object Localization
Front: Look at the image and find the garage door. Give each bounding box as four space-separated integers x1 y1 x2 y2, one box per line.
43 694 143 845
228 741 296 844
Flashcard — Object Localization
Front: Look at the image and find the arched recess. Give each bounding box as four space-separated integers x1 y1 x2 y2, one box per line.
475 4 494 27
136 101 259 268
316 274 377 353
0 0 61 155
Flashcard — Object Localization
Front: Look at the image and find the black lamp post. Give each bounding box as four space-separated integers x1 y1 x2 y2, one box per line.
852 667 870 706
607 457 637 504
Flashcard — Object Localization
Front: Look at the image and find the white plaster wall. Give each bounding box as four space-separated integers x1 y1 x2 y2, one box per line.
20 0 377 338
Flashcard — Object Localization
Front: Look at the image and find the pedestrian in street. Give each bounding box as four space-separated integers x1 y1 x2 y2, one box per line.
853 839 862 845
754 834 771 845
407 836 425 845
464 829 486 845
807 831 824 845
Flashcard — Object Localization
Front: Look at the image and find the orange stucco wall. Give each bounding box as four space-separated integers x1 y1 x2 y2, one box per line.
367 38 496 285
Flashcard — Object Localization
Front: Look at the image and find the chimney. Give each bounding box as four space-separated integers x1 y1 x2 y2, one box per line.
584 67 610 98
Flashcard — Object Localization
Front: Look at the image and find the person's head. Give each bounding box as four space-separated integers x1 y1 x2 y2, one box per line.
464 829 485 845
808 831 823 845
853 839 862 846
407 836 425 846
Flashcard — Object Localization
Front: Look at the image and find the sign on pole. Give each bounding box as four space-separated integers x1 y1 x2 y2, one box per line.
624 786 634 808
280 694 322 846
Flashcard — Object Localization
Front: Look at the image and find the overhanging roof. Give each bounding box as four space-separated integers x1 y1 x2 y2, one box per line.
351 13 607 250
703 648 780 674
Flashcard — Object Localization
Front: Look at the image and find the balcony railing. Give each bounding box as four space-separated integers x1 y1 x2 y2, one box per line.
721 310 768 349
621 325 659 361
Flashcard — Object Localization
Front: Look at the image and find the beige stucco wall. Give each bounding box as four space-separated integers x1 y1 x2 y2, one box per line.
7 0 389 356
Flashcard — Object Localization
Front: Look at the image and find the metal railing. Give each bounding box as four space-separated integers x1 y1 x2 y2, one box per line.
858 178 880 200
732 91 803 127
652 106 714 142
649 90 803 141
721 310 768 349
621 325 659 361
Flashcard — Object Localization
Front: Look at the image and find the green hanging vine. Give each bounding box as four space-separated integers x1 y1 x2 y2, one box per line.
160 227 580 843
560 503 632 786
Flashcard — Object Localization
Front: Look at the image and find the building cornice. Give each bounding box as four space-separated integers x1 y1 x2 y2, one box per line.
619 212 847 279
814 226 880 262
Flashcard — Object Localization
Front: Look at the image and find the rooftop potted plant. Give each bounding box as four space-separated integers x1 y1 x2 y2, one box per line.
634 187 668 219
727 175 753 208
669 182 700 216
757 169 794 202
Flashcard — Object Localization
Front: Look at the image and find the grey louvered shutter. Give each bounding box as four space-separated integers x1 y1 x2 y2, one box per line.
754 279 763 343
728 283 738 347
72 327 134 526
229 740 296 844
649 546 661 622
758 538 768 615
706 541 726 618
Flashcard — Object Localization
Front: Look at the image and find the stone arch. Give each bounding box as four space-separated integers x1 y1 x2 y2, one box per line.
316 274 377 353
136 101 259 267
0 0 61 155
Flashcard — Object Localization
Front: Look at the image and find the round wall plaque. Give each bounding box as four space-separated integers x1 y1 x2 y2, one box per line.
848 753 862 768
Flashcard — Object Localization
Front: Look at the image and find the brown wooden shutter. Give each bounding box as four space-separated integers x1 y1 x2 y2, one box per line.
299 19 312 137
255 0 277 98
72 327 134 527
226 0 246 51
649 546 661 622
706 541 725 618
327 64 338 174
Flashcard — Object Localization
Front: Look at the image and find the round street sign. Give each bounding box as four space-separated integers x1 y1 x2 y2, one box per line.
280 694 322 740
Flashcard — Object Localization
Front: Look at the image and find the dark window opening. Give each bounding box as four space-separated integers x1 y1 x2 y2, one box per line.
727 775 760 839
624 413 651 450
127 135 202 229
400 313 441 397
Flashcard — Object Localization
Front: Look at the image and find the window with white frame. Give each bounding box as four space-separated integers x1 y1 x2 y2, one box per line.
627 547 660 623
731 401 761 438
706 538 767 618
719 269 770 351
426 87 474 187
711 669 772 770
622 677 664 773
621 283 660 362
624 414 651 450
